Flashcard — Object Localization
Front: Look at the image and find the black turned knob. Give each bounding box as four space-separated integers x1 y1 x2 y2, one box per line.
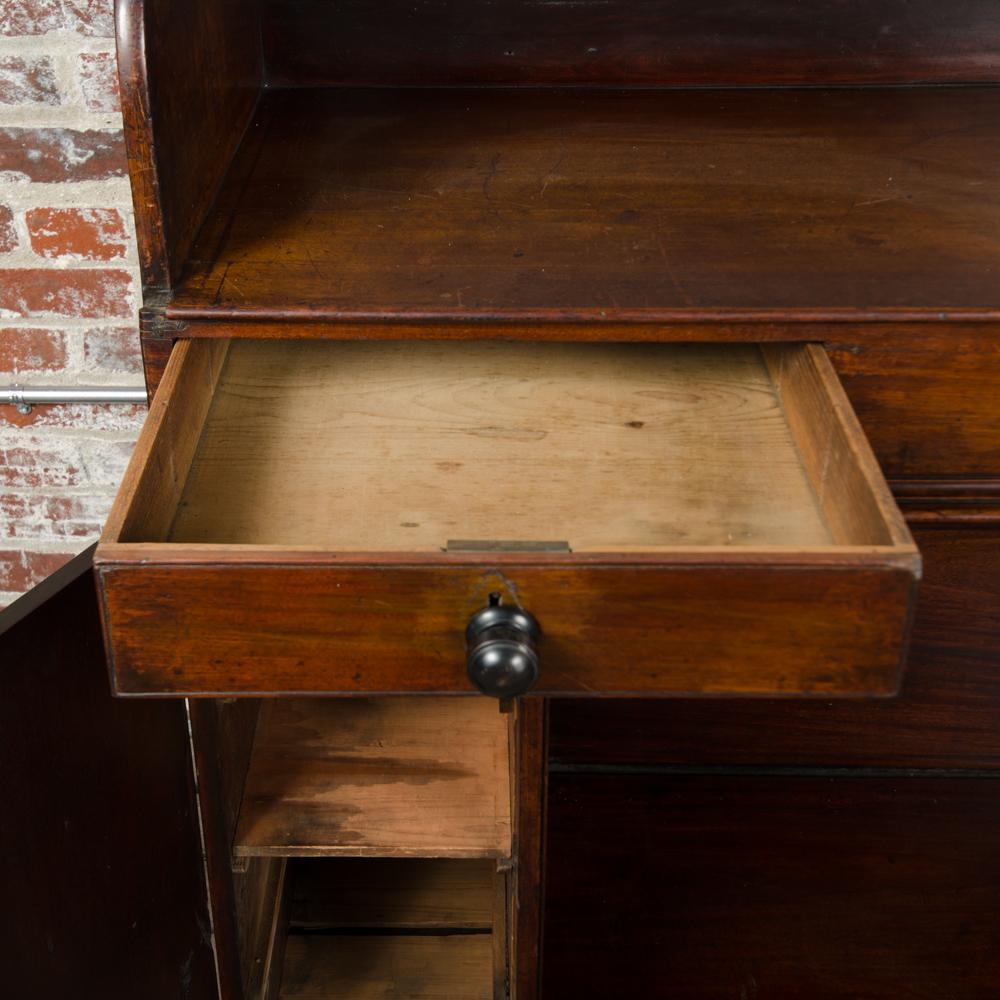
465 601 541 698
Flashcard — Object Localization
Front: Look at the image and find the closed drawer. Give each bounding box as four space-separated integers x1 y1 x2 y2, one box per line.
94 339 919 697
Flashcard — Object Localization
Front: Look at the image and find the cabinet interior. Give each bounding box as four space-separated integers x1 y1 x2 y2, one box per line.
168 85 1000 323
231 699 512 999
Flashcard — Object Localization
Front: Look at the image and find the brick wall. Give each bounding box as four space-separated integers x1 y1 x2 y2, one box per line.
0 0 143 607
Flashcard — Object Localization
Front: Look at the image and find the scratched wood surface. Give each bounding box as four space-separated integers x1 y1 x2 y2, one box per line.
234 698 512 858
169 87 1000 322
168 340 831 549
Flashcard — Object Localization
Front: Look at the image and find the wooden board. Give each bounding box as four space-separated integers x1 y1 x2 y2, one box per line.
169 87 1000 322
543 772 1000 998
234 699 512 858
99 560 916 697
279 935 492 999
290 859 495 930
550 525 1000 768
263 0 1000 88
0 550 217 997
168 341 830 550
116 0 261 287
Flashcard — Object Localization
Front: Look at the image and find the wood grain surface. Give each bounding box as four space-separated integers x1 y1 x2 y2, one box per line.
263 0 1000 87
169 341 830 550
98 559 915 696
169 87 1000 322
543 771 1000 998
279 935 493 999
550 526 1000 767
234 698 512 858
289 859 495 930
115 0 261 287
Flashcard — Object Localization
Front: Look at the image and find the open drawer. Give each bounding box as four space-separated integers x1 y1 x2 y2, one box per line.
95 339 919 697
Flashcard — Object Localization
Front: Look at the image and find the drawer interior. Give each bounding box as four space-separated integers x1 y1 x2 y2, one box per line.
97 337 917 699
231 698 512 999
111 339 906 552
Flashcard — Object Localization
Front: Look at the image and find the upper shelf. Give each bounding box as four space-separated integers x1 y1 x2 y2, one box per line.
168 85 1000 324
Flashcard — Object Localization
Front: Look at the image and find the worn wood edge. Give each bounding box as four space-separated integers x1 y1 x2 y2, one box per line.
903 509 1000 527
893 477 1000 498
233 845 511 860
166 317 1000 342
762 342 915 550
493 866 509 1000
99 338 229 544
186 700 246 1000
164 305 1000 324
801 343 916 550
92 544 920 569
114 0 169 289
259 860 290 1000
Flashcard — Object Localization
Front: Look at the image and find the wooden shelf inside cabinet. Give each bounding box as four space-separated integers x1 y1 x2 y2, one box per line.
234 699 512 859
168 86 1000 324
289 859 496 931
260 858 499 999
279 935 493 1000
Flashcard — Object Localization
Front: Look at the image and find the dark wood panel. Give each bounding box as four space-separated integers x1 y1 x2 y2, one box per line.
551 527 1000 768
514 700 548 1000
189 698 262 1000
0 549 217 997
116 0 261 288
169 87 1000 323
543 772 1000 999
263 0 1000 87
829 327 1000 478
96 559 914 697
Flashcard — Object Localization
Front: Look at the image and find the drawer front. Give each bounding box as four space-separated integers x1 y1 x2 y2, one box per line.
96 338 918 698
99 560 913 696
549 525 1000 767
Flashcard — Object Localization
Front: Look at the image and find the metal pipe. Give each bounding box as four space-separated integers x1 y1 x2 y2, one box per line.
1 385 147 414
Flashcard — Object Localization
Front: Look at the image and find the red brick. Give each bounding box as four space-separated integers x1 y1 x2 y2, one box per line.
0 205 16 252
0 440 82 488
64 0 114 36
0 0 62 35
0 55 60 106
27 207 128 261
78 50 119 112
0 327 67 373
0 128 126 182
0 548 74 592
0 494 105 539
0 268 134 318
82 325 141 372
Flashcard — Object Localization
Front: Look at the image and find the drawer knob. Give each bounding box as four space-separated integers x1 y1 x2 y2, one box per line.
465 599 540 698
